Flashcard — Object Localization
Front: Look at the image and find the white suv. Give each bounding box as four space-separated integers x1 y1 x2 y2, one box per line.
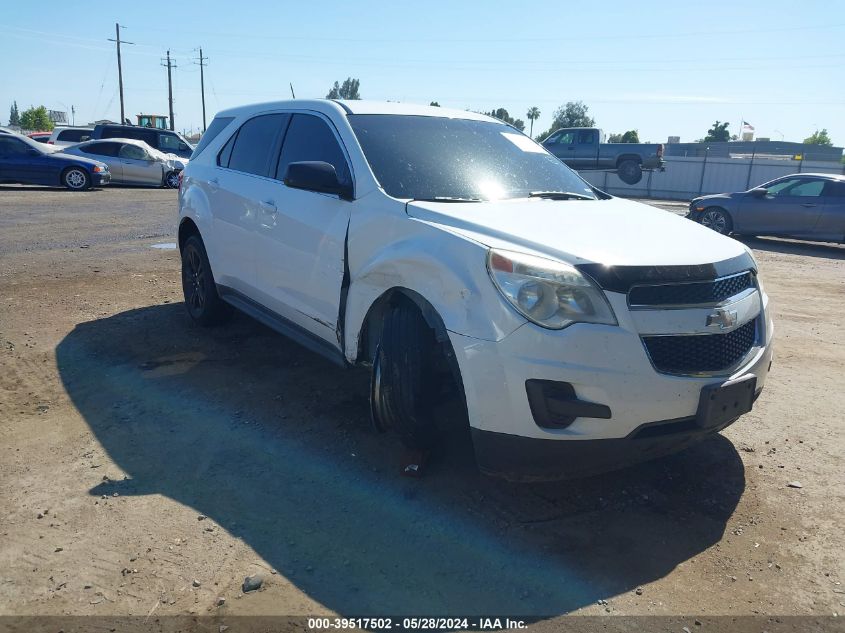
177 100 773 481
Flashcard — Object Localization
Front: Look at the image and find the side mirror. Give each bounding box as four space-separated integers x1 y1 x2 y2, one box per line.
284 161 352 199
750 187 768 198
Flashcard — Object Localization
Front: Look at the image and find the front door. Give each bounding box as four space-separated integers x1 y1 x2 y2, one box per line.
118 144 162 184
544 130 577 165
253 112 353 345
737 176 826 236
571 129 599 168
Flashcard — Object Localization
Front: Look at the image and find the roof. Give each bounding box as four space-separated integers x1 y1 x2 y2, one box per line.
216 99 496 123
794 173 845 180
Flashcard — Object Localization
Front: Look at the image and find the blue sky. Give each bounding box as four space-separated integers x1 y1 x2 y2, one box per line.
2 0 843 144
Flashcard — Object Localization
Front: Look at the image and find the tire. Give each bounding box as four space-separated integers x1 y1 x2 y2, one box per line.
62 167 90 191
165 171 180 189
370 302 441 451
180 235 230 326
700 207 733 235
617 159 643 185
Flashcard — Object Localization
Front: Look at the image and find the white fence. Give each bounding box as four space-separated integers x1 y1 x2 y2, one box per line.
580 156 845 201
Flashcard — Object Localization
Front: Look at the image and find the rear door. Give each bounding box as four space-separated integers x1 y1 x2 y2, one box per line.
206 113 289 297
812 179 845 241
253 112 353 343
78 142 122 180
737 176 826 236
118 144 162 184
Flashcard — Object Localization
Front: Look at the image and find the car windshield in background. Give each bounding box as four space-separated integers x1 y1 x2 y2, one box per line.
348 114 596 202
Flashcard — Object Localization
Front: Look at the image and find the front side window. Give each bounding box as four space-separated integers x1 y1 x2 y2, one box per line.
765 178 823 197
227 114 288 176
349 115 595 201
158 133 180 151
787 180 824 197
275 114 350 184
119 144 149 160
0 137 28 156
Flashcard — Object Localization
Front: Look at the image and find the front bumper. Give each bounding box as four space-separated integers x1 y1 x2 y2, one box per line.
93 171 111 186
449 292 774 481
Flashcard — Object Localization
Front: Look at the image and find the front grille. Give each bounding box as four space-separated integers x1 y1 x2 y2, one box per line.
629 272 753 307
643 319 757 375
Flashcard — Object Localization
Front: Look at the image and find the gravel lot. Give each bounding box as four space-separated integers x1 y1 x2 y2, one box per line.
0 186 843 627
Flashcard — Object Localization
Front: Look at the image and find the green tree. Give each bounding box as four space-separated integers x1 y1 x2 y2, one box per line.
804 128 833 146
484 107 525 131
526 106 540 137
326 78 361 100
535 101 595 140
8 101 20 127
608 129 640 143
19 105 54 131
429 101 440 107
703 121 730 142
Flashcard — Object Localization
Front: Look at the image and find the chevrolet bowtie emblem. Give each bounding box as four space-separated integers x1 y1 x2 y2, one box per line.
706 308 739 330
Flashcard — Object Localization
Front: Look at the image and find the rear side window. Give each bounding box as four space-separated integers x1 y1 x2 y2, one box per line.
226 114 288 176
275 114 350 184
191 117 233 158
81 142 119 156
58 129 91 142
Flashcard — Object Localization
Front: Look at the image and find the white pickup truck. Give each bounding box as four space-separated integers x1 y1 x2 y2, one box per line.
177 100 773 481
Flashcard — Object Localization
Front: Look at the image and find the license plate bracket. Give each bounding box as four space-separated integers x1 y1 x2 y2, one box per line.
696 376 757 429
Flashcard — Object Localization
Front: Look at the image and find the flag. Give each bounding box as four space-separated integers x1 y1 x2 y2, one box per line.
742 121 755 131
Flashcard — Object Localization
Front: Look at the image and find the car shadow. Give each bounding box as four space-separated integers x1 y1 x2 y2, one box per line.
56 303 745 617
0 185 108 192
739 235 845 260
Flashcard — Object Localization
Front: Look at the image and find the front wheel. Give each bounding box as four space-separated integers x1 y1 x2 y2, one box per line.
700 207 733 235
165 171 180 189
62 167 90 191
370 302 440 451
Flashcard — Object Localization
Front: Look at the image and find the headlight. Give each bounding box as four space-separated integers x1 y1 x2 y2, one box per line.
92 165 105 173
487 249 617 329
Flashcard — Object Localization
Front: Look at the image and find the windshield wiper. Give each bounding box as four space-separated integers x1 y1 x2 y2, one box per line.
411 196 483 203
529 191 594 201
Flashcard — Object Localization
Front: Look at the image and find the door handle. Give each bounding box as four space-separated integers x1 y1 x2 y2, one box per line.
801 203 817 208
259 200 277 214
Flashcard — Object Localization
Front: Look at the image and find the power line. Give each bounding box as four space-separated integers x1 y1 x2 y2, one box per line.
107 23 134 124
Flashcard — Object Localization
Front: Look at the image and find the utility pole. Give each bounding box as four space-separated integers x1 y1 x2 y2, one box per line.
194 48 208 132
107 23 134 124
290 83 296 99
162 50 176 131
71 105 75 125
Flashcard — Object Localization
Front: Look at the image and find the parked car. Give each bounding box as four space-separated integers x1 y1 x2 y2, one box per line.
0 133 109 190
90 123 194 159
178 100 773 481
28 132 52 143
62 138 184 188
688 173 845 243
541 128 665 185
47 126 94 147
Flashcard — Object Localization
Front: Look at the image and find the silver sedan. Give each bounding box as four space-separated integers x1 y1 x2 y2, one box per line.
60 138 185 188
688 173 845 243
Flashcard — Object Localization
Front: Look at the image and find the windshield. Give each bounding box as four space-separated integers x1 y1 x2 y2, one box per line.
348 114 596 201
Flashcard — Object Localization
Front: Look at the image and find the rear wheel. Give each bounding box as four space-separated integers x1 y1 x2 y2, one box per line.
700 207 733 235
370 301 443 451
62 167 90 191
617 159 643 185
181 235 230 326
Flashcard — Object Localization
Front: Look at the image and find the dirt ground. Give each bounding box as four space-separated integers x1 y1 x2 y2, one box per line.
0 186 843 627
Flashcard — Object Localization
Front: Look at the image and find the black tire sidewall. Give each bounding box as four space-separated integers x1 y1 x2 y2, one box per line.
617 160 642 185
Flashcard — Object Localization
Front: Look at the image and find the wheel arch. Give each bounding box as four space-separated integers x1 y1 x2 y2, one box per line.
615 154 642 167
178 217 201 252
355 287 450 365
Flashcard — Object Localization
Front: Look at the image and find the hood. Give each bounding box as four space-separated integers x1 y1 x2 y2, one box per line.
406 197 746 267
52 151 107 168
692 192 741 204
